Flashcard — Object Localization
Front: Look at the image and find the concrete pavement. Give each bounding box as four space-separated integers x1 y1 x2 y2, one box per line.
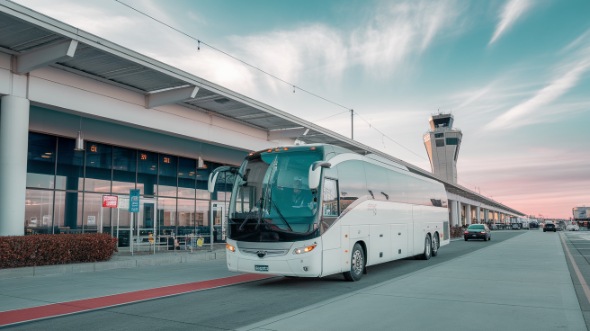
0 231 587 330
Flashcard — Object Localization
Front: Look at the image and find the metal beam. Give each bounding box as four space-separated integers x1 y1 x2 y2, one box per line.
146 86 199 108
16 39 78 74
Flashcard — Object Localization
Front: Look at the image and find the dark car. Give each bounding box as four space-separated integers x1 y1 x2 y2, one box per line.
464 224 491 241
544 222 557 232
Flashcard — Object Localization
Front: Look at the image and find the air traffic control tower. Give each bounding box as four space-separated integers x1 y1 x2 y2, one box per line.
423 113 462 184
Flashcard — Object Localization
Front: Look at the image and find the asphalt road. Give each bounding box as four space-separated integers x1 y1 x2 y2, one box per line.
3 231 529 331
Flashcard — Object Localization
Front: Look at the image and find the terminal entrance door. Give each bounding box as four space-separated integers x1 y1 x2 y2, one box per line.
131 198 157 253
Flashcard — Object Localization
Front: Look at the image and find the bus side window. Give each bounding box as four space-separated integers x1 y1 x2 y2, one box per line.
322 178 339 217
321 178 339 233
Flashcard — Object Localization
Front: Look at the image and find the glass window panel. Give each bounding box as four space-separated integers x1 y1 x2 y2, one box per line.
53 191 66 231
27 132 56 189
113 147 136 194
322 179 339 217
178 157 196 198
337 160 367 212
157 197 176 235
365 164 390 201
85 142 112 193
196 200 209 235
27 173 56 189
446 137 459 145
81 193 103 233
25 189 54 234
56 138 84 190
137 150 157 196
196 163 211 191
114 195 131 227
177 198 196 235
159 154 177 197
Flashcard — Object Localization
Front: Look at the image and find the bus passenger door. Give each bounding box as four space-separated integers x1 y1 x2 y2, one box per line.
320 178 345 276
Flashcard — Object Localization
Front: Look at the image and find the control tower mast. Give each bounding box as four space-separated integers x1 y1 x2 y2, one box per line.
423 113 462 183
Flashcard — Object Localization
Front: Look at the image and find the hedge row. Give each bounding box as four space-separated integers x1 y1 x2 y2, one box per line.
0 233 118 269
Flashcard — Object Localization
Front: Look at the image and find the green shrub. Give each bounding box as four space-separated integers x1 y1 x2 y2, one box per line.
0 233 117 268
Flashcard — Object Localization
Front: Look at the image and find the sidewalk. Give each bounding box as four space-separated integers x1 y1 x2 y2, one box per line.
0 244 230 316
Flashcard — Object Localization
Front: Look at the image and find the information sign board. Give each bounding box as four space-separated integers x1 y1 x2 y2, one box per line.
102 195 119 208
129 189 140 213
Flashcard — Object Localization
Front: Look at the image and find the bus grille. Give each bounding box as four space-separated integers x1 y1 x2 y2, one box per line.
241 248 289 257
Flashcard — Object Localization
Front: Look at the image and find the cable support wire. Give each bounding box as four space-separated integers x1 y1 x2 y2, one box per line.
353 112 427 162
114 0 424 162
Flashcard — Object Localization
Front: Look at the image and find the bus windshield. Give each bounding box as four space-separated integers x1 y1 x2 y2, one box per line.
228 149 323 242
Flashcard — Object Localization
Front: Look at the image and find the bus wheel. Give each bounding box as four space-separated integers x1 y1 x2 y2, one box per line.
421 235 432 260
431 233 439 257
343 243 365 281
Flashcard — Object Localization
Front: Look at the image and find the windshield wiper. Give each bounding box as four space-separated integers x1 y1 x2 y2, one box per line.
239 197 263 232
263 198 293 232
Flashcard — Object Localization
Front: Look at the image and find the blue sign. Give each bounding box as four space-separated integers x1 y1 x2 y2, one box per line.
129 189 140 213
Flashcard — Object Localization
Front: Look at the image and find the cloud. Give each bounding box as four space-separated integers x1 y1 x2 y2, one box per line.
489 0 533 45
350 0 463 77
230 24 348 93
484 60 590 131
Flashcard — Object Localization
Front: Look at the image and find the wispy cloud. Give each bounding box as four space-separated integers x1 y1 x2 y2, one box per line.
230 24 348 93
350 0 463 77
489 0 533 45
484 31 590 131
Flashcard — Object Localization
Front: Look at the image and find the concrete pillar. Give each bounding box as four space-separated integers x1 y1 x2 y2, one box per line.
450 200 459 228
476 206 481 223
466 205 472 225
484 209 489 223
0 95 30 236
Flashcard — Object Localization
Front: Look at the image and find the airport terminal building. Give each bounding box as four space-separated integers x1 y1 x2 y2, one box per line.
0 3 523 247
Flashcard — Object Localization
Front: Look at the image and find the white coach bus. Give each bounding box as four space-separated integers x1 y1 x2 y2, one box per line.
209 144 449 281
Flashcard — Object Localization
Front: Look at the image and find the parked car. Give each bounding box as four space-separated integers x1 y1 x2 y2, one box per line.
511 223 521 230
566 223 580 231
464 224 491 241
543 222 557 232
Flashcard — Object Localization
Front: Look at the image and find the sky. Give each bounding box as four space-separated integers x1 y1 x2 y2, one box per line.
12 0 590 219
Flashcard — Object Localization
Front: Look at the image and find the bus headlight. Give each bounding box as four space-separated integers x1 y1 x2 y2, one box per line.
226 243 236 252
293 244 317 255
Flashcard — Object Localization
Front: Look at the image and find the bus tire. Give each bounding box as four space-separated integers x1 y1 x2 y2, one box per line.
420 235 432 260
431 233 439 257
343 243 365 281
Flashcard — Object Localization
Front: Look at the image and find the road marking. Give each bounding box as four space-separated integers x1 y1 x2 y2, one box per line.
0 273 273 327
561 233 590 305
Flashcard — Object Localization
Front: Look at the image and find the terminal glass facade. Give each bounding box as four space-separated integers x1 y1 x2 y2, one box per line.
25 132 232 246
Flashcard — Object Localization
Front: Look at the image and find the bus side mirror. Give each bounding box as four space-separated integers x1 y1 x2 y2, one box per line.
308 161 331 190
208 166 232 193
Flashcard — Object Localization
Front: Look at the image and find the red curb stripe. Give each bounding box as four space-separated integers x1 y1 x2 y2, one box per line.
0 273 272 326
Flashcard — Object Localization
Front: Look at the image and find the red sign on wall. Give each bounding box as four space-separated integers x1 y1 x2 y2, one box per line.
102 195 119 208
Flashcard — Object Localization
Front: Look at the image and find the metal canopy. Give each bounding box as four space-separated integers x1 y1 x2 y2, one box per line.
0 2 524 216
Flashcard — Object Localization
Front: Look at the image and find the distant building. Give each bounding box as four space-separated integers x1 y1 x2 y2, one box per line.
423 113 462 183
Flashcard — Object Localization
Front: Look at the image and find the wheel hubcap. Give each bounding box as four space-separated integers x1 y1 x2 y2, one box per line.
352 250 363 274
